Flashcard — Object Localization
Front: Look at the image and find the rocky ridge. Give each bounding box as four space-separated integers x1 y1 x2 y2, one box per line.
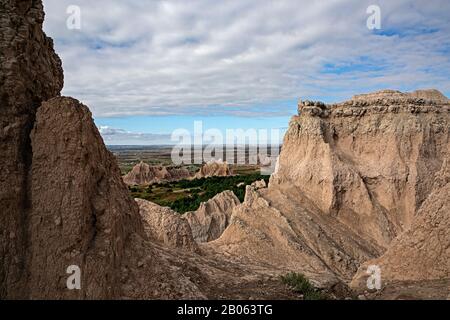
182 191 240 243
207 89 449 297
123 161 191 186
195 160 233 179
136 198 199 252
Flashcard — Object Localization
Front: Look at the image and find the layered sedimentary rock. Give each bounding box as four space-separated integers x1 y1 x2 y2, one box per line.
136 198 198 252
183 191 240 242
210 90 450 291
0 0 63 298
123 161 191 186
272 90 449 248
195 160 233 179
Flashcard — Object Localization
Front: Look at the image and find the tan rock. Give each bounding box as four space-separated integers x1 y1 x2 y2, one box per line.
273 89 450 248
210 89 449 293
29 97 140 298
123 161 191 186
195 160 233 178
209 185 381 285
136 198 198 252
183 191 240 242
251 179 266 190
28 97 204 299
351 154 450 291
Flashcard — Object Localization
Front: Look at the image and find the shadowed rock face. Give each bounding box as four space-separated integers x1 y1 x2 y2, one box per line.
24 97 204 299
0 0 63 298
29 97 144 298
351 151 450 292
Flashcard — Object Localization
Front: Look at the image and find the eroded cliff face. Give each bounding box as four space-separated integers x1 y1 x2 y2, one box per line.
210 90 449 291
351 149 450 293
27 97 205 299
271 90 450 248
29 97 144 298
0 0 63 298
209 184 382 285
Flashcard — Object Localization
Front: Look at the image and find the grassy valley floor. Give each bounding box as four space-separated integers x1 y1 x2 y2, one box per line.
129 174 269 213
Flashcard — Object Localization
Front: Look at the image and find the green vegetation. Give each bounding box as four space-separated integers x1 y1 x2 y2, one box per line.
280 272 328 300
129 173 269 214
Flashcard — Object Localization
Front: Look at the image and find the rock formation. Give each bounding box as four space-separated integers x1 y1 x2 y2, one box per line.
123 161 191 186
29 97 140 298
277 89 449 248
0 0 63 298
1 0 448 300
251 179 267 190
136 198 198 252
195 160 233 179
351 148 450 293
209 184 381 286
209 89 450 296
27 97 204 299
0 1 203 299
183 191 240 242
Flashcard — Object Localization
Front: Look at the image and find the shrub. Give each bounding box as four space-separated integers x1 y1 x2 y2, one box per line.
280 272 327 300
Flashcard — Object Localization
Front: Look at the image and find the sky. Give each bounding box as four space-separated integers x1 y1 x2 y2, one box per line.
42 0 450 145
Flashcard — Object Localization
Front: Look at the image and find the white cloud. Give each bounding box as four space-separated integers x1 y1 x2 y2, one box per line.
43 0 450 117
98 126 172 145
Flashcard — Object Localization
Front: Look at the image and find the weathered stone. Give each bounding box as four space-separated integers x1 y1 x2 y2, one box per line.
183 191 240 242
123 161 191 186
136 198 199 252
0 0 63 298
195 160 233 179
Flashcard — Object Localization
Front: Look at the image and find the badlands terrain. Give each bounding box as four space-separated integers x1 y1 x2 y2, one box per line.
122 160 233 186
1 0 449 300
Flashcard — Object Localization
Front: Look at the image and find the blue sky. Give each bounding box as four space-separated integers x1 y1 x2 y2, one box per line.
95 115 289 134
42 0 450 144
